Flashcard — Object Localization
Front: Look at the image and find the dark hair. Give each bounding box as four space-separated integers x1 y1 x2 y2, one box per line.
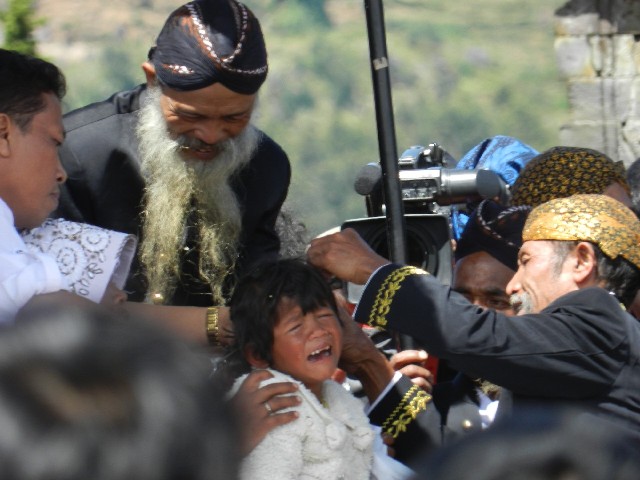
0 49 66 131
2 301 239 480
229 258 339 371
552 241 640 307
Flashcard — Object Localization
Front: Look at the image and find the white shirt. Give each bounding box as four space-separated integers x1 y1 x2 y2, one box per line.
0 199 66 324
477 389 499 429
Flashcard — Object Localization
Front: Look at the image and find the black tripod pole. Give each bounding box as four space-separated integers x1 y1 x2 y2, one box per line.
364 0 406 264
364 0 414 350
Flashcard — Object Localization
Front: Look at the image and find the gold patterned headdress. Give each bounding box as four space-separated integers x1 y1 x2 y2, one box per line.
523 194 640 270
511 146 629 207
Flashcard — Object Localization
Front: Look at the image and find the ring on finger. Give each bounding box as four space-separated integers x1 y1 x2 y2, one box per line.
264 401 273 414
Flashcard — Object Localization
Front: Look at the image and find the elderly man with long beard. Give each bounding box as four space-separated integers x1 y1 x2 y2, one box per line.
54 1 299 453
55 0 290 313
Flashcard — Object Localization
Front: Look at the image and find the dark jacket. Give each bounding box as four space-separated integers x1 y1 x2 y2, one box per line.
54 85 291 306
356 264 640 442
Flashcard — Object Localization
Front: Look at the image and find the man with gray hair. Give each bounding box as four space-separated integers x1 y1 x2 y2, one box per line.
308 194 640 442
55 0 290 313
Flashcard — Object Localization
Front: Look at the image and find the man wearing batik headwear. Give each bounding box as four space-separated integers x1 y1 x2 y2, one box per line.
307 194 640 442
54 0 290 313
510 146 632 208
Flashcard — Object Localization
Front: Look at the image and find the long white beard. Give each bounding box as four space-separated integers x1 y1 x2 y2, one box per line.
137 86 260 304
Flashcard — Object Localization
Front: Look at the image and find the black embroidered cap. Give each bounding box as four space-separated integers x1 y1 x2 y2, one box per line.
454 199 531 271
149 0 268 94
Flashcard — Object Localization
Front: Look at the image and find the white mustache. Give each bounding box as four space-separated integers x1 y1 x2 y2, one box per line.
176 136 216 151
509 292 533 315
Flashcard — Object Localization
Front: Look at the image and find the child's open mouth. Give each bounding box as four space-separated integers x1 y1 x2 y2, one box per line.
308 345 332 362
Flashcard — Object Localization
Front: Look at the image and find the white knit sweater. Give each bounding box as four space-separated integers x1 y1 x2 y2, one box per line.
231 369 376 480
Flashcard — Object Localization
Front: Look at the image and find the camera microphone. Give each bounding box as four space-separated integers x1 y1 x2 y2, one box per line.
354 162 382 196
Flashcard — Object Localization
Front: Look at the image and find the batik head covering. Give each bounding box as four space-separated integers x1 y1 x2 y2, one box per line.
523 194 640 270
455 199 531 271
511 146 629 208
21 219 138 303
149 0 267 94
450 135 538 239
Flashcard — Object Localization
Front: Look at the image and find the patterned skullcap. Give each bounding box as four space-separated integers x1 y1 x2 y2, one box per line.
149 0 267 94
451 135 538 240
523 194 640 270
511 146 629 207
455 199 531 271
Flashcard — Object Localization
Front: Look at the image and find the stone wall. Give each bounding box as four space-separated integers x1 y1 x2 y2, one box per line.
554 0 640 166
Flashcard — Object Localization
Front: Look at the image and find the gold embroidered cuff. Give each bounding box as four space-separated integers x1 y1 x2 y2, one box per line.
381 384 432 439
206 307 220 346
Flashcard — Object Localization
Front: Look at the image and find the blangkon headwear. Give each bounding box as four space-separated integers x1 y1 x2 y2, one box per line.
149 0 267 94
523 194 640 270
511 146 629 208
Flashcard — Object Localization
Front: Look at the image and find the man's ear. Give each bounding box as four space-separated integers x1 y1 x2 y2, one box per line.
244 345 269 369
141 61 158 87
0 113 12 158
573 242 598 285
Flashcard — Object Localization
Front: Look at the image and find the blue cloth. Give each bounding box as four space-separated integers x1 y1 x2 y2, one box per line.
450 135 538 240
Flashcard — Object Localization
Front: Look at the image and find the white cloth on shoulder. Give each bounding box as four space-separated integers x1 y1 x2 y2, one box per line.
0 200 66 324
21 218 137 303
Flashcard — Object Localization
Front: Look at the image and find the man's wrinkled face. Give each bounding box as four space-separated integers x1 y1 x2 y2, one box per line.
507 240 577 315
157 82 256 162
453 251 516 314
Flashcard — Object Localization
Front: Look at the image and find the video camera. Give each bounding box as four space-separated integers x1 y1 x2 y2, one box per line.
343 143 508 374
344 143 508 287
354 143 508 217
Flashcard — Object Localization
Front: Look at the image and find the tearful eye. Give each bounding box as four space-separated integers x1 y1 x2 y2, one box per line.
287 324 302 333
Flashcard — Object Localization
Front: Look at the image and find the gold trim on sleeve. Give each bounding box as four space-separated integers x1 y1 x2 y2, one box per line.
381 384 432 438
368 266 427 328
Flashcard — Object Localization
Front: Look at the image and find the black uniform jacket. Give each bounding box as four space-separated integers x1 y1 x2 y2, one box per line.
355 264 640 442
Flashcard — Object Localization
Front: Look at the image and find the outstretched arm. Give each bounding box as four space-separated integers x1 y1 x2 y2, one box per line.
122 302 221 345
307 228 388 285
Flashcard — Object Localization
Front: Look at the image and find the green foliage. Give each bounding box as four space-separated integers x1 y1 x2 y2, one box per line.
1 0 41 55
249 0 567 235
46 0 568 237
259 0 330 29
60 40 150 110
